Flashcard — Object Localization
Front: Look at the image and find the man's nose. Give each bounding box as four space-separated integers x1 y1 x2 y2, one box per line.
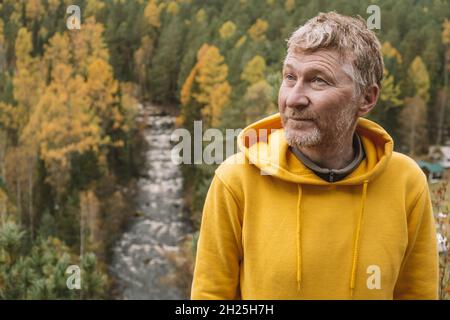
286 82 309 109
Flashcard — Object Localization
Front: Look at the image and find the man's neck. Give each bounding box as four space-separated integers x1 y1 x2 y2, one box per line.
296 131 355 170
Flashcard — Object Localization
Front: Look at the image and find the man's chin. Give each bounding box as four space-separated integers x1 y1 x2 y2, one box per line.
285 123 316 136
284 127 321 148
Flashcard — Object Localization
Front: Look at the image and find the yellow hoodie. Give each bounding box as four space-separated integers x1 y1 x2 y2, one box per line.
191 113 439 300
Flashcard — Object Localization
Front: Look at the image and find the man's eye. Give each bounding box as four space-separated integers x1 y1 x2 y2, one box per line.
285 74 296 81
312 77 328 85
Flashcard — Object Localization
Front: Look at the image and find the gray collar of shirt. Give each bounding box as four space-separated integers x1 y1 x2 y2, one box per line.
290 133 365 183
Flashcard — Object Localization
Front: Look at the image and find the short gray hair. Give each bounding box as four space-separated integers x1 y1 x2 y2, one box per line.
286 11 384 96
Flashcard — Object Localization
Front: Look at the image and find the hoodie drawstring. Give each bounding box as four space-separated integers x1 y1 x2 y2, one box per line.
350 179 369 298
296 183 303 291
296 179 369 297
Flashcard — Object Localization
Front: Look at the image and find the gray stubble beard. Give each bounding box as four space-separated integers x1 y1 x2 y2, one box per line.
282 102 359 150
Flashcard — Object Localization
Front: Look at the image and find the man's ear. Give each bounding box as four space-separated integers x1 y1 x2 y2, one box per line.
356 84 380 117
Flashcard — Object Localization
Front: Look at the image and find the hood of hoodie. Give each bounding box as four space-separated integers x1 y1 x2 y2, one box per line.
237 112 393 185
236 112 394 296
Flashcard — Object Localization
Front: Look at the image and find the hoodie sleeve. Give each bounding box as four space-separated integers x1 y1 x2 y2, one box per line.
393 184 439 300
190 174 243 300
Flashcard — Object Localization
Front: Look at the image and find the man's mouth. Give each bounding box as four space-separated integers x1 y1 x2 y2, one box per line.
290 117 314 121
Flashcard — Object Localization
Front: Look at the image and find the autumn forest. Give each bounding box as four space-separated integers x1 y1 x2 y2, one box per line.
0 0 449 299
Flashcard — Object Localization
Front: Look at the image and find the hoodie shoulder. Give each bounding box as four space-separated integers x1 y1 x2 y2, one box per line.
214 152 261 201
215 152 257 180
389 151 428 188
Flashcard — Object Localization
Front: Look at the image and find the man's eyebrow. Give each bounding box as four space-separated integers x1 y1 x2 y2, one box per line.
282 63 334 77
282 63 295 70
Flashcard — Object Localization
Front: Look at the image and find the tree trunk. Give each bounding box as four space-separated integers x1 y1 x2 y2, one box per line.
16 176 22 224
437 46 449 145
410 103 416 157
0 131 6 224
28 159 34 239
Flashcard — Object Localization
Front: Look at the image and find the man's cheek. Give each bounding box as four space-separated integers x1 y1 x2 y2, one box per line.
278 98 285 113
278 87 287 109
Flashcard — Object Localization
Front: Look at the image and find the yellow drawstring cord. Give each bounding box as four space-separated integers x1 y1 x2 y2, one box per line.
296 183 303 292
350 179 369 298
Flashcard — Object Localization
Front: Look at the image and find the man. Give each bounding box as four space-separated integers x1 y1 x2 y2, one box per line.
190 12 439 299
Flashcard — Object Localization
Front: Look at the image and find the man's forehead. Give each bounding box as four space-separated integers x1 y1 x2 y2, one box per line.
283 49 343 69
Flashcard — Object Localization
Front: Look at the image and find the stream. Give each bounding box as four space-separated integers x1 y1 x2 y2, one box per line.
110 103 192 299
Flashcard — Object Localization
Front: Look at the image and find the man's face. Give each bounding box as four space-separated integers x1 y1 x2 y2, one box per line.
278 49 359 148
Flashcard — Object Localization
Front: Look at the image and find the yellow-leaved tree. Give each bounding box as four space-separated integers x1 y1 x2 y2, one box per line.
380 68 402 108
379 42 402 109
399 56 431 155
70 17 110 77
437 19 450 144
248 19 268 43
219 21 236 40
443 19 450 69
181 44 231 127
85 0 105 17
12 28 45 131
43 17 110 79
235 35 247 48
285 0 295 12
21 17 137 196
21 63 104 193
144 0 162 28
408 56 430 103
241 55 266 85
166 1 180 15
382 41 403 64
86 58 123 146
25 0 44 22
196 9 207 24
243 81 276 124
0 27 45 234
241 55 275 123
